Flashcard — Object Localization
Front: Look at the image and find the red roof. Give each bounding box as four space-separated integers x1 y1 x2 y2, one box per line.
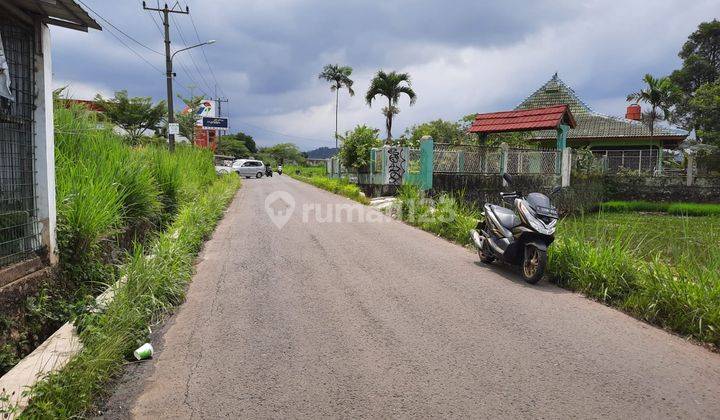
469 104 576 134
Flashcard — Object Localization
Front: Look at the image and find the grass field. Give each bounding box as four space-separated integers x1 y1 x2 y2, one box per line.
600 201 720 216
560 212 720 265
550 212 720 346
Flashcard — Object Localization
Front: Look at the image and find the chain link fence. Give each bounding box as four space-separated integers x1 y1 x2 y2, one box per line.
505 148 559 175
433 144 502 174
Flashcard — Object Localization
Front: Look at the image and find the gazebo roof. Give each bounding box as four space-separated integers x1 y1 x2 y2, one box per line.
469 104 576 135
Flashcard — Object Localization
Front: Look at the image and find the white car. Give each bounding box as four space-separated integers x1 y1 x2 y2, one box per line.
233 159 266 178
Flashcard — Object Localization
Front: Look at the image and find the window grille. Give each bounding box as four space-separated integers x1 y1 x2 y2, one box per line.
0 17 40 267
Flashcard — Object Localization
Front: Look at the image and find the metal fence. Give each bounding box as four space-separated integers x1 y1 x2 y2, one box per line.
433 144 559 175
505 148 559 175
408 147 421 174
0 17 40 267
592 149 660 173
433 143 502 174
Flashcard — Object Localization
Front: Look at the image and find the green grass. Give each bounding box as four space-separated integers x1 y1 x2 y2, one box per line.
21 175 239 418
0 102 239 408
285 164 327 178
549 213 720 346
600 200 720 216
289 171 369 204
396 185 480 245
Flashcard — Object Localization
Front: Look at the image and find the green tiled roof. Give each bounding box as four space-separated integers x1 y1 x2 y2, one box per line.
515 74 687 141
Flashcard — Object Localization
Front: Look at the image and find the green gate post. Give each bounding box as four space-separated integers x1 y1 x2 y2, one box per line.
420 136 433 190
556 124 569 174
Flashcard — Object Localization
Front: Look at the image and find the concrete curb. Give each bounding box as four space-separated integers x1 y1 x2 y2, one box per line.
0 275 129 417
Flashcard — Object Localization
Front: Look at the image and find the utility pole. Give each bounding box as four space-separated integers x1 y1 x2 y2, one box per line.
216 97 229 117
143 2 189 152
215 97 230 141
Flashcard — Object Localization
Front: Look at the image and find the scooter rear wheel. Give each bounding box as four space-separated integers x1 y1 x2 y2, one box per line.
522 245 546 284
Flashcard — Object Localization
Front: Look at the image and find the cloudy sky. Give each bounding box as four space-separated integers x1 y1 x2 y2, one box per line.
52 0 717 150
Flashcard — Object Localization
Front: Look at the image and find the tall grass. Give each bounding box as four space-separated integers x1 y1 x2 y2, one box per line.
600 200 720 216
23 175 239 417
0 104 232 379
396 185 480 245
289 172 369 204
549 213 720 346
54 104 216 270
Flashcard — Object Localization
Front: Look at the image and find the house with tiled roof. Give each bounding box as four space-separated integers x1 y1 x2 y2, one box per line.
514 74 688 172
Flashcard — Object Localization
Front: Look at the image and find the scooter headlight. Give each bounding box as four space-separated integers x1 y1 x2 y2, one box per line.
518 201 551 235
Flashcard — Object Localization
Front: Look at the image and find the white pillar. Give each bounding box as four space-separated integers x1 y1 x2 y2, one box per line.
33 24 57 263
686 154 695 187
561 147 572 187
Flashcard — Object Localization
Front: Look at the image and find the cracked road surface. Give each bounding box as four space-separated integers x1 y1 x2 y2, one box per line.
101 175 720 419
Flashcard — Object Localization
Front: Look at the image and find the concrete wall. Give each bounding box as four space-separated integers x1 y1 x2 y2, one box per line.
428 172 720 214
605 175 720 203
431 173 562 206
33 23 57 263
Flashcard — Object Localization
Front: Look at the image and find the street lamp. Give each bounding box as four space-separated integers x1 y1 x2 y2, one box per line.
166 40 216 152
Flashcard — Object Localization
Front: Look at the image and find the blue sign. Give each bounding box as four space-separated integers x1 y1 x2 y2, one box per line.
201 117 229 130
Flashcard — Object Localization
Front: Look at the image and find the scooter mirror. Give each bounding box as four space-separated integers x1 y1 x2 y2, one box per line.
502 173 513 184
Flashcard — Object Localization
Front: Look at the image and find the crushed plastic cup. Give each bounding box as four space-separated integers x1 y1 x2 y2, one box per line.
134 343 154 360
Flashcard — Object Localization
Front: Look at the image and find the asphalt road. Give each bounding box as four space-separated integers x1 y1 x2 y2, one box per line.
101 175 720 419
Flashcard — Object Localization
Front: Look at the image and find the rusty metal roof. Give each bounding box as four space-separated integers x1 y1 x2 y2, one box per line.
1 0 101 31
469 104 576 134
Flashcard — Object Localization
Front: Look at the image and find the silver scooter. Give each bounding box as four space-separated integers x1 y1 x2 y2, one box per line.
470 174 560 284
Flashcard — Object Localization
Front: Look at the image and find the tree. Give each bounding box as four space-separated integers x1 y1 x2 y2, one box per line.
338 125 382 170
366 70 417 144
319 64 355 149
668 19 720 136
626 74 674 136
233 131 257 154
259 143 305 165
401 119 471 146
94 90 166 145
689 82 720 145
175 95 203 144
216 135 252 158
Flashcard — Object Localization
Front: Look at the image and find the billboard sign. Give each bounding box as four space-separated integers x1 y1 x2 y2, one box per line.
201 117 229 130
196 100 217 118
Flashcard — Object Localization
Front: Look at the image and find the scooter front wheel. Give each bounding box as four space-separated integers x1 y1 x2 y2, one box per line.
478 242 495 264
522 245 546 284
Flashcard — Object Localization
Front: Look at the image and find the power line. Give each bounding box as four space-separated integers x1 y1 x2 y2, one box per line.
187 6 226 98
170 14 214 94
77 0 162 56
91 15 163 74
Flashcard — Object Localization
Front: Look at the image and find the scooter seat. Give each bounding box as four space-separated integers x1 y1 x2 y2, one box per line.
489 205 521 229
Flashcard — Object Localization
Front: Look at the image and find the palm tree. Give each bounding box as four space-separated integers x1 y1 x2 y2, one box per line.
366 70 417 144
319 64 355 149
627 74 674 136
